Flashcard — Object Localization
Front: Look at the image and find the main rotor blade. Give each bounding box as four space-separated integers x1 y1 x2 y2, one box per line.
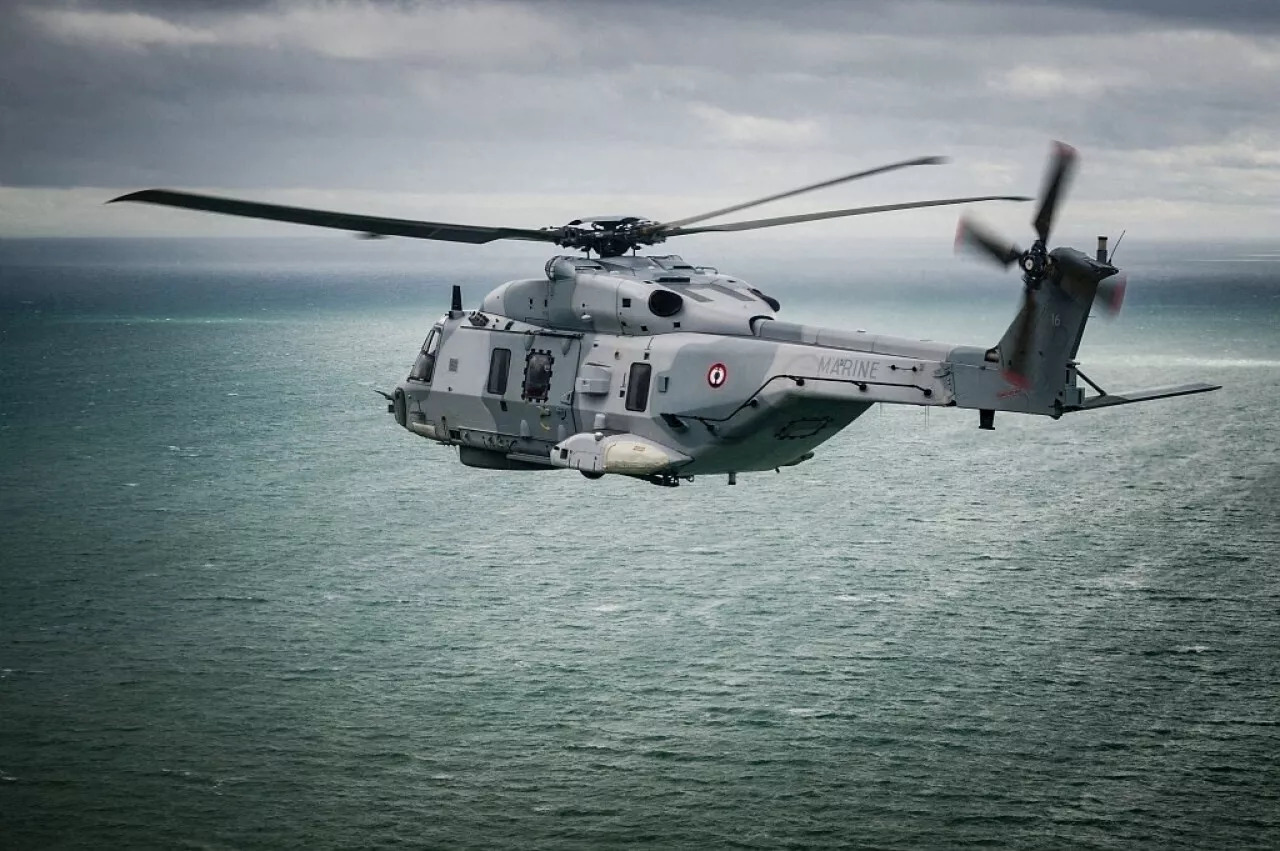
655 156 948 232
1033 141 1077 245
955 215 1021 268
664 195 1030 236
108 189 560 245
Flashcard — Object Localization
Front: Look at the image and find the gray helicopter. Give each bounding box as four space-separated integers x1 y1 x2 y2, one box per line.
112 142 1219 486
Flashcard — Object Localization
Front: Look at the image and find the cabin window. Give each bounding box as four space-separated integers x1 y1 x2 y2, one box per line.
625 362 652 412
522 350 554 401
486 348 511 395
409 327 441 383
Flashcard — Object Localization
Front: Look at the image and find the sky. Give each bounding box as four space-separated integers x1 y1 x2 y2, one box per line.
1 0 1277 254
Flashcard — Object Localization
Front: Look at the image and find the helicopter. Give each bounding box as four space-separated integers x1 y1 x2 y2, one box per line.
111 142 1219 486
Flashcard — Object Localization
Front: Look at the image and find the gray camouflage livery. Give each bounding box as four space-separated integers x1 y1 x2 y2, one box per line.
391 248 1216 486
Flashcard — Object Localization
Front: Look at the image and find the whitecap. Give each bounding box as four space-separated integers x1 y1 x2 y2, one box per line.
1090 355 1280 369
786 707 832 718
592 603 622 613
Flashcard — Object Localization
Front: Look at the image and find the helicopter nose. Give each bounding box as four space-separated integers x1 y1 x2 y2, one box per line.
392 388 408 429
392 386 444 440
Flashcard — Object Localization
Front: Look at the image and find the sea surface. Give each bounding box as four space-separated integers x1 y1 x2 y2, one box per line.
1 238 1277 849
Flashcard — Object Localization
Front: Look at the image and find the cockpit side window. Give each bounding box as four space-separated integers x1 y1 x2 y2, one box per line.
409 327 441 383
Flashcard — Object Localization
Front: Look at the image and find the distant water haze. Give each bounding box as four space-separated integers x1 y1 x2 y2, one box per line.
1 238 1277 848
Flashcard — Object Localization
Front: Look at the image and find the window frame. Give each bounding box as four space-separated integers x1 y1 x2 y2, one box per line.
625 362 653 412
486 347 512 395
521 350 554 402
408 326 442 383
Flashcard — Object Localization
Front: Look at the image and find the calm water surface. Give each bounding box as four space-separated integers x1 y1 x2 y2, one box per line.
1 239 1277 849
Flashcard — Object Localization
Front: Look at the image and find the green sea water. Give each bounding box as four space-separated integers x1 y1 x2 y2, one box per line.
1 239 1277 849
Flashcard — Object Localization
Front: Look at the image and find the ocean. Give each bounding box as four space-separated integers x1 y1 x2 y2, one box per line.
1 237 1277 849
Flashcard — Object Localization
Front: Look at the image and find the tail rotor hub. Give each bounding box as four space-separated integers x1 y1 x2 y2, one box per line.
1020 242 1050 284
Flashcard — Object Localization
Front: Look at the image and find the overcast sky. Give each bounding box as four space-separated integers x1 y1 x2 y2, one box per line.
2 0 1277 251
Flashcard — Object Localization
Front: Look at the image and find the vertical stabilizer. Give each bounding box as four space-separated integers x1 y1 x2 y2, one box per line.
992 247 1122 411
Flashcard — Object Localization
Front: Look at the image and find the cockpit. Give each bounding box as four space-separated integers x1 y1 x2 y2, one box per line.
408 321 444 383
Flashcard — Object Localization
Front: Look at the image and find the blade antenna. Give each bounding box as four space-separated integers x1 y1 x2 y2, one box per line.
1108 229 1126 264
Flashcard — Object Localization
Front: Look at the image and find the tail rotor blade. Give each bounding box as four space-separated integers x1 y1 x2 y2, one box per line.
1003 288 1036 389
1096 272 1127 316
1033 141 1077 245
955 215 1021 268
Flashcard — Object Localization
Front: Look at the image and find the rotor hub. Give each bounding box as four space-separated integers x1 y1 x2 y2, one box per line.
1020 242 1051 283
553 217 666 256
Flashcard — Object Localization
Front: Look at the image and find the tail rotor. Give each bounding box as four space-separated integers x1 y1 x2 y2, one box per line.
955 141 1113 390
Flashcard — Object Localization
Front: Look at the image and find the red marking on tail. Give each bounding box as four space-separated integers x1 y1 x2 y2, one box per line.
1002 370 1031 391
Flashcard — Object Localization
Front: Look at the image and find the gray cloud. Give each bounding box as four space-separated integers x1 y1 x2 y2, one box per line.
1 0 1277 240
1004 0 1280 30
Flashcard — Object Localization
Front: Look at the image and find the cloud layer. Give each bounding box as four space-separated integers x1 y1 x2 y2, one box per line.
2 0 1277 243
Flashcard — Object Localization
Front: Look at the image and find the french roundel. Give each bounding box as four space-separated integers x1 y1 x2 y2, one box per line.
707 362 728 388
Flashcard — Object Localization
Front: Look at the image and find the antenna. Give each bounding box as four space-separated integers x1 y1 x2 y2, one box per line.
1109 229 1126 264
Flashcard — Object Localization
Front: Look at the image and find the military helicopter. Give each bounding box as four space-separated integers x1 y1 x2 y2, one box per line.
111 142 1219 486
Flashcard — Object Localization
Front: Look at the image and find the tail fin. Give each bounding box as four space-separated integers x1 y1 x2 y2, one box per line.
993 247 1119 412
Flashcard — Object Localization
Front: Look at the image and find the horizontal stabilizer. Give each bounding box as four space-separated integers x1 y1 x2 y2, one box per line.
1072 382 1221 411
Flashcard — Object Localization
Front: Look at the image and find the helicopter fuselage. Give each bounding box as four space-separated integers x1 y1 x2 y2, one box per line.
390 253 1091 484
